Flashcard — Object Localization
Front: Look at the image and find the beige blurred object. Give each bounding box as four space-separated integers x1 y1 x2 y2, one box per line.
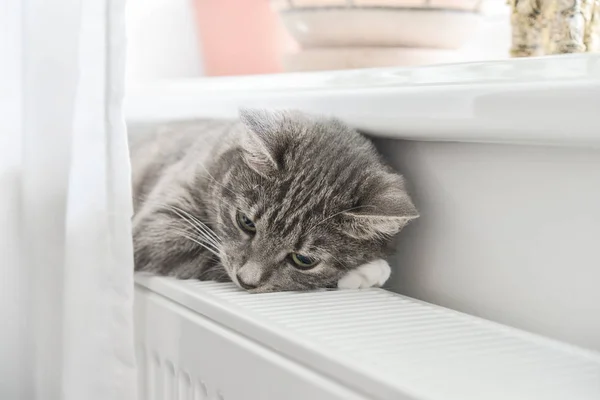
271 0 483 70
273 1 482 49
272 0 480 10
278 8 481 49
508 0 600 57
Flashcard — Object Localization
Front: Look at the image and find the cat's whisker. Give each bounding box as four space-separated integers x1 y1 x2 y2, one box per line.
170 226 221 253
167 204 219 238
170 228 221 257
179 230 222 256
159 203 223 248
138 199 223 247
173 215 222 251
166 204 222 244
165 216 222 251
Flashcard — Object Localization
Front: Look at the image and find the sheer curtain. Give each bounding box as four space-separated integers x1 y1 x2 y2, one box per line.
0 1 137 399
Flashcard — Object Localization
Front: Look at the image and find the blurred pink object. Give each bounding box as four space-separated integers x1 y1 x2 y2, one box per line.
193 0 297 76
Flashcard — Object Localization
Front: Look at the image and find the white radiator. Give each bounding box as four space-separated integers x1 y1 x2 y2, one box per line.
134 275 600 400
129 55 600 399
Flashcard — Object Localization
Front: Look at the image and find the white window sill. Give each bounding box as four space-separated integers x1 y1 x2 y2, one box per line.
125 54 600 147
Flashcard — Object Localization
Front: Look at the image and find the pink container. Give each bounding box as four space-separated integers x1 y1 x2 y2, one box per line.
193 0 297 76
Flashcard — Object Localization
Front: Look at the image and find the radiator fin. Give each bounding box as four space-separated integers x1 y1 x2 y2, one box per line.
137 345 218 400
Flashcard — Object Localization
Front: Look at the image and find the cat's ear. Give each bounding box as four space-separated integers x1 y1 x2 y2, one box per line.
239 108 288 177
342 173 418 239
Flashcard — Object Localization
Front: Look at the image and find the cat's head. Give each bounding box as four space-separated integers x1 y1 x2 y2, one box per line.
212 109 418 292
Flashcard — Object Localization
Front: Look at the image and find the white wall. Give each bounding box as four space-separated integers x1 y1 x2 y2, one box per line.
374 139 600 351
459 0 511 61
126 0 202 83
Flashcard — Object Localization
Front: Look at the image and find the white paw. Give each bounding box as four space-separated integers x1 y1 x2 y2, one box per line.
337 259 391 289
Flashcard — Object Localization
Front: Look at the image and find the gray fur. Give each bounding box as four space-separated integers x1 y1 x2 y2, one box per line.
129 110 418 292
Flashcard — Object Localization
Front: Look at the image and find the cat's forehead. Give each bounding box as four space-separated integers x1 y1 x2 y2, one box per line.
233 161 363 233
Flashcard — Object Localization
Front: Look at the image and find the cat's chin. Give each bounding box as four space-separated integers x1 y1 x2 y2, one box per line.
218 254 238 284
222 267 239 287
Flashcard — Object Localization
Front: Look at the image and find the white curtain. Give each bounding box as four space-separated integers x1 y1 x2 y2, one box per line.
0 1 137 399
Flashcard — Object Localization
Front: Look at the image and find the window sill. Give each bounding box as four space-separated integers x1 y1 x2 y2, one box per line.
125 54 600 147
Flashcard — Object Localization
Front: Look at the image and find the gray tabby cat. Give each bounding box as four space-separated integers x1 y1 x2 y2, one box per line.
129 110 418 292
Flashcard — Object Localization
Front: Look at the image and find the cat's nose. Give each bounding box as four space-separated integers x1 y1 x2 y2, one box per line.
236 261 264 290
236 274 257 290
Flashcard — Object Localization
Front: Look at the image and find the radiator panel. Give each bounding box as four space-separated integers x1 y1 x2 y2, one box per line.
135 276 600 400
135 288 368 400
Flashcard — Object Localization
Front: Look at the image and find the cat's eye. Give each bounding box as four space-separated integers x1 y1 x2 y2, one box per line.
289 253 319 270
236 211 256 233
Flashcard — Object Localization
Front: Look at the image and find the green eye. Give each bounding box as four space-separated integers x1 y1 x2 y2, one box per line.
290 253 319 270
236 211 256 233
